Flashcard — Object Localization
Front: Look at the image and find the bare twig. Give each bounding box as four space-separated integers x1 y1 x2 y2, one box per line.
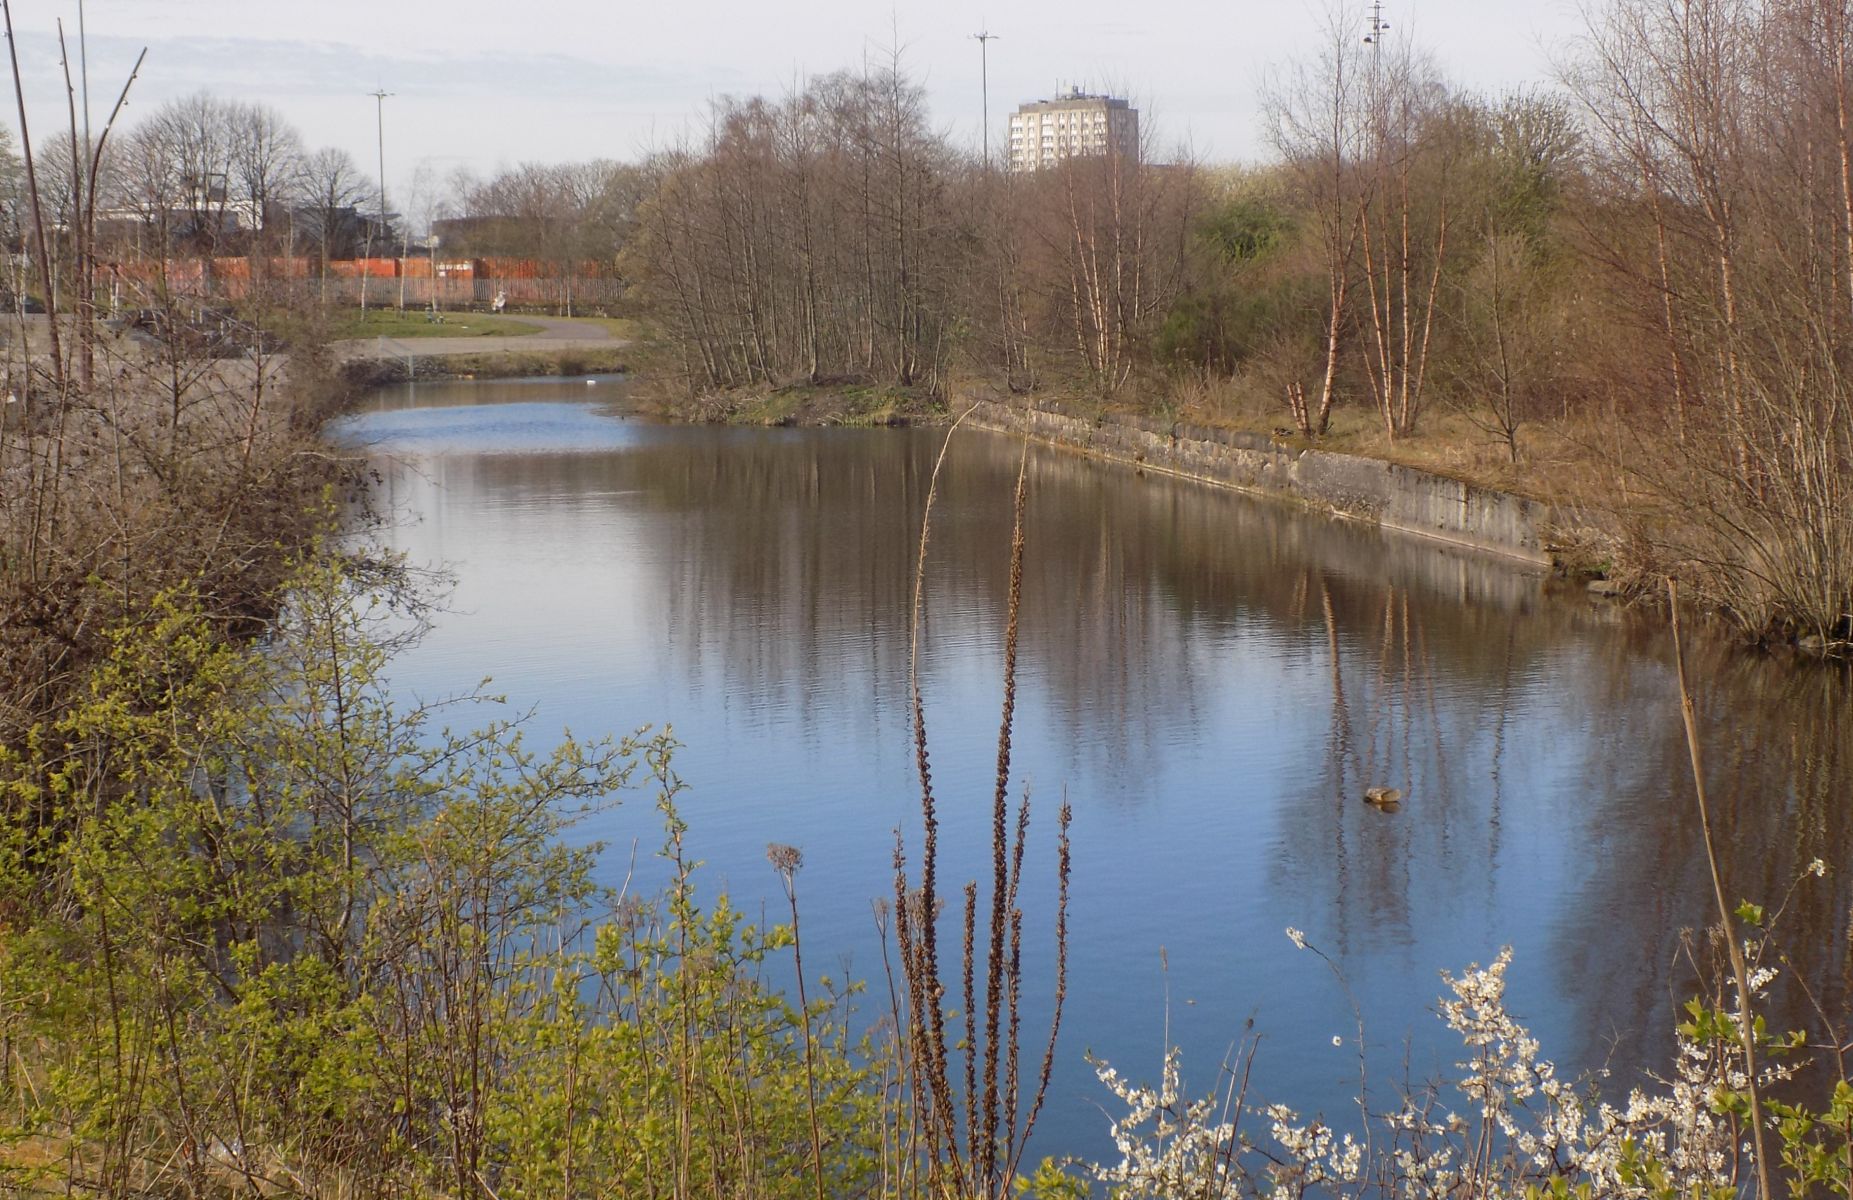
1668 578 1773 1200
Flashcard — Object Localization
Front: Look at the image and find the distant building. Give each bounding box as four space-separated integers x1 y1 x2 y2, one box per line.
1007 88 1139 172
91 176 279 258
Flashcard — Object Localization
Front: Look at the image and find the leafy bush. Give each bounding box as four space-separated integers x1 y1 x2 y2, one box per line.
0 558 885 1197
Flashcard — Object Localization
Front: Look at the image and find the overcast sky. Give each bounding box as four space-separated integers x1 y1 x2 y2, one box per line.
5 0 1590 207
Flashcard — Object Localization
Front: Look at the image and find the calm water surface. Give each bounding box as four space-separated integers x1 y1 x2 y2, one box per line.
332 377 1853 1162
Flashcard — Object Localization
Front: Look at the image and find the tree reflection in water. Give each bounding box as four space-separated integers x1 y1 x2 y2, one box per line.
345 380 1853 1153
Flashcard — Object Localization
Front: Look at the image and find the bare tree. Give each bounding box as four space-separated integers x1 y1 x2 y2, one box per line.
1573 0 1853 643
297 146 372 300
1449 90 1582 461
1356 38 1457 440
1266 1 1372 436
229 101 304 260
137 93 242 260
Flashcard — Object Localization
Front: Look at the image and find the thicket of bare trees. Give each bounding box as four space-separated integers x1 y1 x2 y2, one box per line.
1211 0 1850 640
0 68 356 762
1568 0 1853 641
615 45 1578 430
436 161 644 310
622 67 967 392
1244 15 1591 447
620 66 1201 399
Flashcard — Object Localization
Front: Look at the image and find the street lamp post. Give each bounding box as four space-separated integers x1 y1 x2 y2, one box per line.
363 87 392 312
1362 5 1388 159
973 29 999 171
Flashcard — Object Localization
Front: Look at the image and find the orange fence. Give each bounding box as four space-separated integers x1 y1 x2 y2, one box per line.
107 255 622 310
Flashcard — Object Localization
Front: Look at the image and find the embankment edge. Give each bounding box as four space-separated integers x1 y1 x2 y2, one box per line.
965 400 1555 569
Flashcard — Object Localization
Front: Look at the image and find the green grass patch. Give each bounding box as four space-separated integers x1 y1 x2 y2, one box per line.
705 382 941 426
440 347 631 378
736 390 804 425
329 308 545 340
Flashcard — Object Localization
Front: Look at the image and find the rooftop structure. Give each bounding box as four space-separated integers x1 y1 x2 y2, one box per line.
1007 87 1138 172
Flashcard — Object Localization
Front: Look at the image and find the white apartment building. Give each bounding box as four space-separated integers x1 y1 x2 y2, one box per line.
1006 88 1139 172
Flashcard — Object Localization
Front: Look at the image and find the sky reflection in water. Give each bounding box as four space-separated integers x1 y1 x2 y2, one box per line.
333 378 1853 1163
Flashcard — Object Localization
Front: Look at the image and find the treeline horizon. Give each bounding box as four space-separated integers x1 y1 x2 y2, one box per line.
0 0 1846 644
609 0 1849 644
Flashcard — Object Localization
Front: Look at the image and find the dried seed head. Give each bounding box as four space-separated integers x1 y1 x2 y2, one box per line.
766 842 804 875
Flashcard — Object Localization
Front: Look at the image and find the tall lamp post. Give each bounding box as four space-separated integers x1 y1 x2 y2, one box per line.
363 87 392 312
1363 0 1389 48
1362 5 1388 159
973 29 999 171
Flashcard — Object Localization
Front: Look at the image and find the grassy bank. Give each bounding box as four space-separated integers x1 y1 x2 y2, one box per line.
327 308 546 339
617 330 942 426
662 380 946 426
338 344 631 391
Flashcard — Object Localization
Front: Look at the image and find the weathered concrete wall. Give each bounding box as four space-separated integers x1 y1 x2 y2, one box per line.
966 400 1553 567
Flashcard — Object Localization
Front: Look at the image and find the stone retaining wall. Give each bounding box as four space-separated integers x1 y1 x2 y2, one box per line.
966 400 1553 567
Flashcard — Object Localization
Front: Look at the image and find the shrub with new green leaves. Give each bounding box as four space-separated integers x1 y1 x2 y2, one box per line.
0 556 887 1198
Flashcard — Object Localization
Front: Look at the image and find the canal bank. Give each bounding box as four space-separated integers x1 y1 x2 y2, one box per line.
330 314 632 389
337 344 630 389
963 399 1557 568
610 372 1563 570
635 379 1840 649
336 325 1554 571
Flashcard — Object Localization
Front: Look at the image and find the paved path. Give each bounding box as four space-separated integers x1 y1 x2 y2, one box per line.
523 316 617 341
332 315 625 361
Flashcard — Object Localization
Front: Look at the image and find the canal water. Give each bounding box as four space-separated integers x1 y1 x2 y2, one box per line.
332 376 1853 1164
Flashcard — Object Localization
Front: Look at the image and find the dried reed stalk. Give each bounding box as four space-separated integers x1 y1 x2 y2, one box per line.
897 421 1070 1198
1668 578 1773 1200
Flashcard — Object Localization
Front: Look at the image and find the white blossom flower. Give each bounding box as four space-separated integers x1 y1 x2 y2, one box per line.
1285 926 1308 950
1088 1046 1244 1198
1083 944 1775 1200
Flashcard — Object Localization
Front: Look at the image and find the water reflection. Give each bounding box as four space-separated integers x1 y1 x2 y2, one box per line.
335 379 1853 1159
